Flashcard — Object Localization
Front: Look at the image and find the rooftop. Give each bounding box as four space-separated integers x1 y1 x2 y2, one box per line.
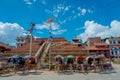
94 43 109 46
12 37 83 52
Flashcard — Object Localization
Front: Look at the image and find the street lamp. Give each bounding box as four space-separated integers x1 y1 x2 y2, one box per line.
28 21 35 56
46 17 54 70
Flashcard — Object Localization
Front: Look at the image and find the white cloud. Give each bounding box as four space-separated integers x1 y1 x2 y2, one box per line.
72 10 75 14
76 27 85 31
77 20 120 42
33 0 37 2
77 7 81 10
77 7 87 16
36 23 49 30
52 4 71 17
64 6 69 11
24 0 32 5
35 22 59 30
42 0 46 5
0 22 25 46
26 2 32 5
87 9 92 13
73 15 77 18
70 6 92 21
35 22 67 35
58 20 67 24
45 9 52 15
52 29 67 35
24 0 37 5
110 20 120 36
45 4 92 25
77 13 81 16
81 9 86 15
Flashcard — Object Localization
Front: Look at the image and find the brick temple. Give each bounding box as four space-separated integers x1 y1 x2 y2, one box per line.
5 36 110 58
10 37 87 57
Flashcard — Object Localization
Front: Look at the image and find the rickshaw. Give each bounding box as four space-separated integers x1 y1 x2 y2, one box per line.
75 56 85 73
24 56 37 73
54 55 64 72
86 54 108 73
7 55 26 74
8 55 38 74
0 55 11 75
65 55 74 72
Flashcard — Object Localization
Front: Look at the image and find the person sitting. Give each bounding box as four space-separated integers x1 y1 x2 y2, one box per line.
67 58 73 64
28 57 36 64
77 59 83 64
66 58 74 71
77 58 85 73
55 58 63 72
87 57 93 70
18 57 25 66
57 58 63 64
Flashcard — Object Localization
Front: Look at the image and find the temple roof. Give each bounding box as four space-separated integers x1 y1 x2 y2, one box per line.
94 43 109 46
86 46 110 50
0 42 11 51
12 38 83 52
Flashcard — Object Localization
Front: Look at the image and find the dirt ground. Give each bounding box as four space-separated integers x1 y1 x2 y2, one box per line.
0 63 120 80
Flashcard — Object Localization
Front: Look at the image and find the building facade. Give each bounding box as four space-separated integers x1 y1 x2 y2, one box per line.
11 37 88 57
0 42 11 53
87 37 110 58
16 35 34 47
105 37 120 58
87 37 101 46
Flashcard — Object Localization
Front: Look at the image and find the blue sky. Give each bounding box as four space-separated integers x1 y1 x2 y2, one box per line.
0 0 120 45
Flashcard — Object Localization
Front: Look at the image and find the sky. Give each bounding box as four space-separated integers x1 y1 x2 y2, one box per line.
0 0 120 46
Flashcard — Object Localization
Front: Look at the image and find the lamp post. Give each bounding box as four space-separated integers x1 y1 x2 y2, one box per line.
46 17 54 70
28 22 35 56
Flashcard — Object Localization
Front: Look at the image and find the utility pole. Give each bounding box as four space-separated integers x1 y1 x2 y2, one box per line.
46 17 54 70
28 21 35 56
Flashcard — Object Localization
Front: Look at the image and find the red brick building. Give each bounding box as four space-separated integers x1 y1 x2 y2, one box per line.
86 43 110 58
10 37 87 57
0 42 11 54
6 36 110 59
86 37 110 58
87 37 101 46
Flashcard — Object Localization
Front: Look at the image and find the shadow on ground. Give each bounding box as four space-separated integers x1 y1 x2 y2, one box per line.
17 71 44 76
99 70 117 74
0 73 13 77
